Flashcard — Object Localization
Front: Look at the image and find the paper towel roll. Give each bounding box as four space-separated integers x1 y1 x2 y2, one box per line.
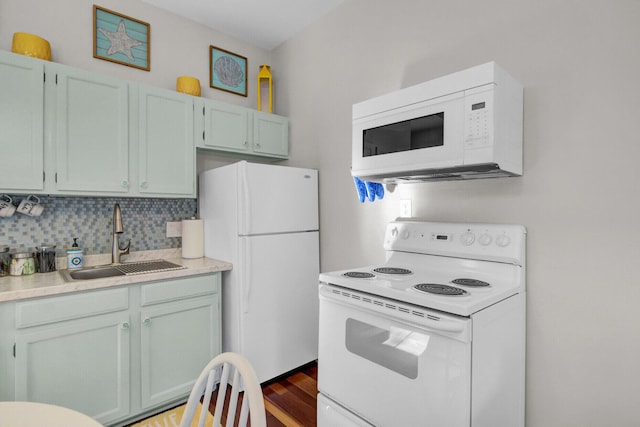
182 218 204 258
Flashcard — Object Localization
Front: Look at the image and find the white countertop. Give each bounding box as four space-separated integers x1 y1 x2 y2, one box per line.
0 248 232 303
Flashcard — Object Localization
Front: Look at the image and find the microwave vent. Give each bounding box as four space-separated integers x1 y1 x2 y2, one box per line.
363 163 519 184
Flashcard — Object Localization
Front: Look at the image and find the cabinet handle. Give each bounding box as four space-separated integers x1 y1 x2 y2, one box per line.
255 143 261 149
143 317 151 326
243 140 248 146
121 180 129 188
121 322 130 329
140 181 148 189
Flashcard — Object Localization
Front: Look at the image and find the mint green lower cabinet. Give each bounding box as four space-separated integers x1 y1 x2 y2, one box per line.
14 312 131 424
13 287 131 425
140 296 219 409
6 273 221 426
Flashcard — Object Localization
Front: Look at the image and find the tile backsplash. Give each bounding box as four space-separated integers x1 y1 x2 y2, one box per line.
0 196 197 255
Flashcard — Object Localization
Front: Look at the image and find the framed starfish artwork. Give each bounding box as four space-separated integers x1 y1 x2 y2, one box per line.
93 5 150 71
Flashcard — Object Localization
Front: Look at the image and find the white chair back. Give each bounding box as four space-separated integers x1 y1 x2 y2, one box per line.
180 352 267 427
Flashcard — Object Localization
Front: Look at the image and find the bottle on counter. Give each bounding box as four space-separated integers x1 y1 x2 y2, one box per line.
67 238 83 270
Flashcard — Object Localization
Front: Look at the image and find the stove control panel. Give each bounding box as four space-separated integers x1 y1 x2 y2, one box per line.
384 220 526 265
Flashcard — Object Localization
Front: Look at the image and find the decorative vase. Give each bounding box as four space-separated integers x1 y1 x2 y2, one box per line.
257 65 273 113
176 76 201 96
11 32 51 61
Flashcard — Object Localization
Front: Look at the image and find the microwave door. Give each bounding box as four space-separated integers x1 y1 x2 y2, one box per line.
352 93 465 177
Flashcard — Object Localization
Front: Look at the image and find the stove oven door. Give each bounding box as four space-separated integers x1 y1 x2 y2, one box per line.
318 284 472 427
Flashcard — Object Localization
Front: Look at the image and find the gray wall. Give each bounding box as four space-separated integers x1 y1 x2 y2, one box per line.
2 0 639 425
273 0 640 426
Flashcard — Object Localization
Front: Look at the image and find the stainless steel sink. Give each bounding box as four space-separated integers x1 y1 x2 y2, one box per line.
65 265 125 280
62 259 185 281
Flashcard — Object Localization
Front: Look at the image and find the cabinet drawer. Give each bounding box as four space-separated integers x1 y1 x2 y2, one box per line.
140 274 219 306
16 287 129 329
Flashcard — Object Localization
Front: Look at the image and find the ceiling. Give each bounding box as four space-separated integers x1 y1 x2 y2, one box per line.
142 0 346 50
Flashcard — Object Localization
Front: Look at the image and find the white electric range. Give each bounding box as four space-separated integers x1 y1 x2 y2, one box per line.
317 220 526 427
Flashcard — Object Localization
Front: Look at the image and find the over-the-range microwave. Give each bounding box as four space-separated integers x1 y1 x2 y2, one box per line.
351 62 523 184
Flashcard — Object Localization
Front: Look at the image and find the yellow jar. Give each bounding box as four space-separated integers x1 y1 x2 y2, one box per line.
176 76 201 96
11 32 51 61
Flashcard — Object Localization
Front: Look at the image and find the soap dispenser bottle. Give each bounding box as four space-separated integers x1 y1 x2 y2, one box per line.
67 238 83 270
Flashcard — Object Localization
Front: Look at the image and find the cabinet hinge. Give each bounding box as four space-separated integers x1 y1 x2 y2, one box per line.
43 171 45 182
55 74 58 85
13 343 16 358
202 131 205 141
55 172 58 183
202 106 205 116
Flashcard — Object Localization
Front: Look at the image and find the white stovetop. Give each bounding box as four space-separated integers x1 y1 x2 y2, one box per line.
0 248 232 303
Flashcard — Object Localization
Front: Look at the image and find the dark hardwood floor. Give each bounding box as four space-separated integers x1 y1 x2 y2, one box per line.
262 362 318 427
127 362 318 427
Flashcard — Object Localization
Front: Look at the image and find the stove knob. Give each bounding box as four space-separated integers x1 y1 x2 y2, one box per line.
401 229 410 239
390 227 399 237
460 231 475 246
496 234 511 247
478 233 493 246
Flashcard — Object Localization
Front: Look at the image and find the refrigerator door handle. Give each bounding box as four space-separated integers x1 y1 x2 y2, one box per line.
242 238 252 314
239 161 251 235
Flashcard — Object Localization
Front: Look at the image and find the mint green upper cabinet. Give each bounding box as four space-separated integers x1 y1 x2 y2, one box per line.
199 99 250 152
0 51 44 192
253 110 289 158
196 98 289 159
136 86 195 197
52 64 130 194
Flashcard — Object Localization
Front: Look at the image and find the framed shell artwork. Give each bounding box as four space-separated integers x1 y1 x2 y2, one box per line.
209 45 247 97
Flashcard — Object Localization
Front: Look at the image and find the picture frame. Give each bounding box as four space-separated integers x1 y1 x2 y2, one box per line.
209 45 248 97
93 5 150 71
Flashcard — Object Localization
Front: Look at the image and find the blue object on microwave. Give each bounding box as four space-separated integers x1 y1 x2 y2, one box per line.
353 177 384 203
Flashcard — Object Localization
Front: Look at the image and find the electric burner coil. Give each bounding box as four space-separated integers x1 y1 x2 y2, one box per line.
451 278 490 287
414 283 468 296
343 271 375 279
373 267 412 275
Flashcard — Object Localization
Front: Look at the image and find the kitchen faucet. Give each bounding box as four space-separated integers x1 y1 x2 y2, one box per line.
112 203 131 264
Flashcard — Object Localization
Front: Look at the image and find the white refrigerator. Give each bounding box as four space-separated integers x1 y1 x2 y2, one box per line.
198 160 319 383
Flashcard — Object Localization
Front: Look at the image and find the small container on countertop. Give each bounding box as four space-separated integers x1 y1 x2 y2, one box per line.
36 244 57 273
10 251 36 276
1 245 10 276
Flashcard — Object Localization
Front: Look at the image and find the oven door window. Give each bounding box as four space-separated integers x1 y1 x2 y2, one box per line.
362 112 444 157
346 318 429 379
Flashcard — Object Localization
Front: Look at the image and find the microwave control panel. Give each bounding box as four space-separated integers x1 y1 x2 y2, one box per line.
464 86 494 149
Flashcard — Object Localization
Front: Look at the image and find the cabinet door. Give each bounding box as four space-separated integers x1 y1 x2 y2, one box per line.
53 66 129 193
14 313 131 425
139 295 220 409
252 111 289 158
0 52 44 192
201 99 250 152
138 86 195 197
